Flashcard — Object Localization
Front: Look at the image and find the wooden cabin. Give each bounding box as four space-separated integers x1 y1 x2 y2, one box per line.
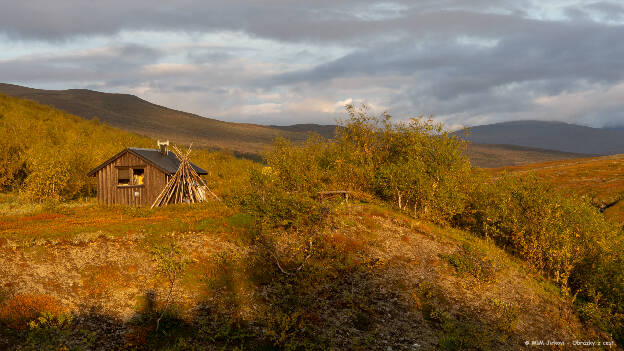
87 143 208 206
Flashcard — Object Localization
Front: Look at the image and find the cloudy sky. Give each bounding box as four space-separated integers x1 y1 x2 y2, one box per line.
1 1 623 128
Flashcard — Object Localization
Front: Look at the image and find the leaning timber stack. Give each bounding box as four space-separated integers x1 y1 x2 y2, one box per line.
151 145 219 208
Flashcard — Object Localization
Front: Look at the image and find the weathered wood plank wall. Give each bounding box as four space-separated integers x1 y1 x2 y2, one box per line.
95 151 167 206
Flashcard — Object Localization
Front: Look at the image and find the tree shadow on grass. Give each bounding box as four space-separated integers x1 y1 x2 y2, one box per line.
186 231 508 351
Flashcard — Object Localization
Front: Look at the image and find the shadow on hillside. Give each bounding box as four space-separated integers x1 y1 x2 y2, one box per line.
0 232 523 351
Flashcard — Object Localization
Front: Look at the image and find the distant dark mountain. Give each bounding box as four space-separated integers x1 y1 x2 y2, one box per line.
604 126 624 133
455 120 624 155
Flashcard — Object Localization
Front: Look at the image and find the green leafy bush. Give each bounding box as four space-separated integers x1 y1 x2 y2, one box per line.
336 105 473 222
236 167 328 231
263 135 335 195
571 239 624 344
261 104 474 223
463 172 624 344
464 173 612 287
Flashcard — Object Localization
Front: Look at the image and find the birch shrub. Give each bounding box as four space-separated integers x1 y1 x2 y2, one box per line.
463 173 612 286
463 173 624 344
262 104 474 224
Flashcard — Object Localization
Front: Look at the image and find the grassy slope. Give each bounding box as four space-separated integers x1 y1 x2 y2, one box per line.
0 84 306 154
464 143 591 168
0 91 253 205
0 195 605 350
488 154 624 226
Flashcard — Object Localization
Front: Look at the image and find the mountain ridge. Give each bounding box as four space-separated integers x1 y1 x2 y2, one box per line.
455 120 624 155
0 83 306 154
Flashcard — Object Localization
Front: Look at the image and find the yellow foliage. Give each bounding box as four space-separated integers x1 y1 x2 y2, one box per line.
0 94 151 200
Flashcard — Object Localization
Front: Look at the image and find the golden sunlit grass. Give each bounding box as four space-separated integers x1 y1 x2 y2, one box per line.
0 201 239 244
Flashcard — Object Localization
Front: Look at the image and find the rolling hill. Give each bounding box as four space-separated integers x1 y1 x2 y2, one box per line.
0 83 592 167
0 83 306 154
455 120 624 155
463 143 590 168
606 126 624 132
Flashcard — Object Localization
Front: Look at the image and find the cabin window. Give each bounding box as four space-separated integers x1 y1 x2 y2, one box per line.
133 168 145 185
117 167 145 186
118 168 130 185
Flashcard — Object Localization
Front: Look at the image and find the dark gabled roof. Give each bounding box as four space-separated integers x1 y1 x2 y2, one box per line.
87 147 208 176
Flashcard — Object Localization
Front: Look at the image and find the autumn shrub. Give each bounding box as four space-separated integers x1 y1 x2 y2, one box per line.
570 238 624 344
463 172 624 343
337 105 473 223
235 167 329 232
0 119 27 190
262 104 474 224
464 173 613 286
20 145 71 202
263 134 336 195
440 243 497 283
0 94 152 201
236 177 329 289
0 293 67 330
190 149 259 199
437 315 494 351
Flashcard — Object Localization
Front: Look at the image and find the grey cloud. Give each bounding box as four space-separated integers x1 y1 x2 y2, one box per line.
0 43 163 83
265 18 624 93
3 0 624 128
585 1 624 18
185 46 257 64
0 1 535 43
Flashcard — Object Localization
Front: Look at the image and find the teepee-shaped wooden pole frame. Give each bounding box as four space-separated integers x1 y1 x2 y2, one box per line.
151 144 220 208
